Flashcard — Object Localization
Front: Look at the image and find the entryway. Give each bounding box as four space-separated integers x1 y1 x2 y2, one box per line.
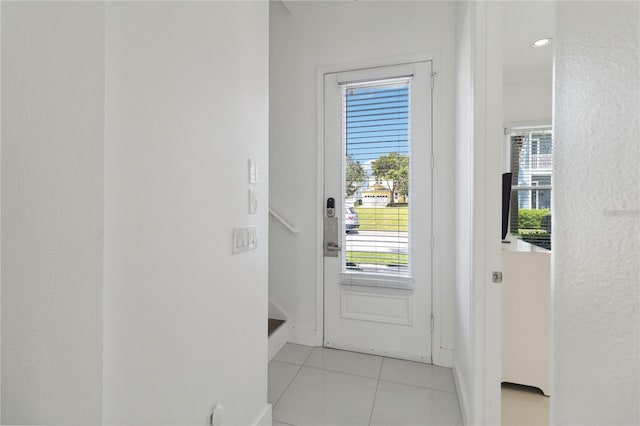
269 343 462 425
322 62 434 362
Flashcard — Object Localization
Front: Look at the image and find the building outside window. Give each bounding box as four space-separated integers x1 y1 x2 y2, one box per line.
508 127 553 249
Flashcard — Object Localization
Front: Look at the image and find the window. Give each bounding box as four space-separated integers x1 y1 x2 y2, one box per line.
508 127 553 249
342 77 411 277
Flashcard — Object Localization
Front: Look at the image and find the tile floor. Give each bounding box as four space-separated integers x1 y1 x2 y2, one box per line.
269 344 463 426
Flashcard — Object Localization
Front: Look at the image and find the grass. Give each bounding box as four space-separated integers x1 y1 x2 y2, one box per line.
518 229 549 235
346 251 409 265
353 206 408 232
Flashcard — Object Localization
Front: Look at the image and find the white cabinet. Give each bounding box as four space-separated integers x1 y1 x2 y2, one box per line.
502 239 551 396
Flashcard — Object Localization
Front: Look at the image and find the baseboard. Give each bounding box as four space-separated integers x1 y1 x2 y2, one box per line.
325 341 430 363
251 403 272 426
268 320 293 361
453 366 470 426
433 347 454 368
269 323 320 361
291 325 322 347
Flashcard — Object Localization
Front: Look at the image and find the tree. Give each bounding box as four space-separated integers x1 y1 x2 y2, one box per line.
397 171 409 200
371 152 409 205
345 155 367 199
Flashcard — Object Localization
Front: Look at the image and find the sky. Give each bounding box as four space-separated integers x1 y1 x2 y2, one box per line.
344 81 410 172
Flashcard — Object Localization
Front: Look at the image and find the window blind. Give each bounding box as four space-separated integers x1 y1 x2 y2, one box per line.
341 77 413 282
509 128 553 250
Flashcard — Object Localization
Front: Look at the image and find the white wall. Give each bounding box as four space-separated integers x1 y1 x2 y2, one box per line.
103 2 269 425
1 2 269 425
502 0 554 127
453 4 474 421
1 3 105 424
503 78 552 126
0 3 3 420
269 0 456 359
552 2 639 424
454 2 504 424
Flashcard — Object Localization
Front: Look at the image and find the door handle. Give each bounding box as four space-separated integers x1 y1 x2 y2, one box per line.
323 202 340 257
327 242 341 252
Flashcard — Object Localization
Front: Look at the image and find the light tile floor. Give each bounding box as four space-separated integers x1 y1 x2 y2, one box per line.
269 344 463 426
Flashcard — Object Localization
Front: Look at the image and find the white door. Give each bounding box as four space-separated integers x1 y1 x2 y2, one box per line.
323 62 433 362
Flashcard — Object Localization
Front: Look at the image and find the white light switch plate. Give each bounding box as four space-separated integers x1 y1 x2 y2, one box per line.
232 226 258 254
249 189 257 214
249 159 258 184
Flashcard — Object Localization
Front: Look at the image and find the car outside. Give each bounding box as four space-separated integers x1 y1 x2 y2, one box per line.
345 207 360 233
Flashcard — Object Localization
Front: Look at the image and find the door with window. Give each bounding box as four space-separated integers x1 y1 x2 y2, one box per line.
323 62 433 362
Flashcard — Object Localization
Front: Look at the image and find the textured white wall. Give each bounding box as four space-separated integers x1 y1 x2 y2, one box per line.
103 2 269 424
553 2 639 424
269 0 456 356
1 3 105 424
0 3 3 420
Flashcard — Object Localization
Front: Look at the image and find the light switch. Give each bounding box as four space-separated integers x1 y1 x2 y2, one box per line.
249 189 257 214
249 159 258 184
248 226 258 250
232 226 258 254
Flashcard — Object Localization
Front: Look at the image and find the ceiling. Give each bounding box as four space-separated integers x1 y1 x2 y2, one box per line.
278 0 555 84
503 1 555 84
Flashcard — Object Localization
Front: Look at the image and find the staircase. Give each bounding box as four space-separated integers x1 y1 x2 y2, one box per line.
268 208 296 359
268 299 292 361
268 318 285 336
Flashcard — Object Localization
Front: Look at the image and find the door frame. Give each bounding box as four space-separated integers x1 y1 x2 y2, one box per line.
314 51 454 367
454 2 504 424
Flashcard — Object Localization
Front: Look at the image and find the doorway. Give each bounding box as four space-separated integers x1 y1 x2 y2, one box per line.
322 62 434 362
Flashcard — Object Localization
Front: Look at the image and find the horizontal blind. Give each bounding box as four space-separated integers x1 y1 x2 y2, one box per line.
341 77 413 283
509 128 553 250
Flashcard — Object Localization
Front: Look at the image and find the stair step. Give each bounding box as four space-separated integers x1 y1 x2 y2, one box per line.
268 318 286 337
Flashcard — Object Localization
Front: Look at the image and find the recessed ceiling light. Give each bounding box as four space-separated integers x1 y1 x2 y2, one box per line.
532 38 553 48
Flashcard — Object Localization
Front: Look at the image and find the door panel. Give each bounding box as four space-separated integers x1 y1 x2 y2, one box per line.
323 62 433 362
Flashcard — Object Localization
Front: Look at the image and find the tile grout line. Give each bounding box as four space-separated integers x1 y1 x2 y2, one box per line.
271 346 315 416
376 356 457 393
272 345 459 424
302 347 385 381
273 344 315 366
377 377 457 394
273 421 296 426
279 348 455 392
301 346 315 364
368 357 386 426
271 362 302 411
302 364 381 381
272 359 308 368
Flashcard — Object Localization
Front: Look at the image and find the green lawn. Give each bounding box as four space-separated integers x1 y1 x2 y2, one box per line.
353 206 408 232
346 251 409 265
518 229 549 235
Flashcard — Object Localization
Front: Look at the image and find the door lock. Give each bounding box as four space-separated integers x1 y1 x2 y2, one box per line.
324 197 340 257
326 197 335 218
